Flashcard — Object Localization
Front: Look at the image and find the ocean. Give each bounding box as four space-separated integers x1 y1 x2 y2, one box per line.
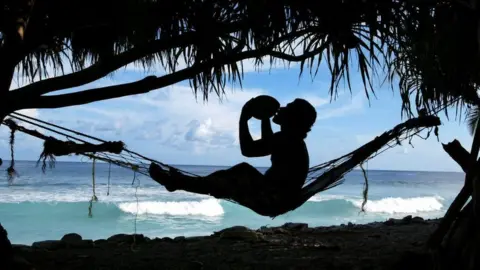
0 161 464 245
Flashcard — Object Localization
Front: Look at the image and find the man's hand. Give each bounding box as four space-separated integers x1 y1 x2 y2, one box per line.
240 98 254 121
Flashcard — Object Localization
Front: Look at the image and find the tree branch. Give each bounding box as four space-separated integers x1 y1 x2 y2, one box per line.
268 44 327 62
443 140 475 174
14 37 325 110
12 30 219 96
13 25 318 98
16 48 269 109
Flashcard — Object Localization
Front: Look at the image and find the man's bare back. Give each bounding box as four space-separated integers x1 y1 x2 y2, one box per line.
265 132 310 191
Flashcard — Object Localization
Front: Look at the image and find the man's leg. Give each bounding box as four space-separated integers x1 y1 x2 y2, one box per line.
149 162 264 199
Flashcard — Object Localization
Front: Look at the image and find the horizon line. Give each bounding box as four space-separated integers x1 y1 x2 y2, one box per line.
1 159 463 174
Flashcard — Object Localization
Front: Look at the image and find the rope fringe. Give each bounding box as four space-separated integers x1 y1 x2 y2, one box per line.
360 163 369 213
107 162 111 196
7 122 17 184
88 158 98 218
132 170 140 249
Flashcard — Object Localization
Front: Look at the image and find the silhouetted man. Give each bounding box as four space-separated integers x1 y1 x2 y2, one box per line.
149 98 317 200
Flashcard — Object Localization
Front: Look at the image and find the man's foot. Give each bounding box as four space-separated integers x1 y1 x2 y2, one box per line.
148 163 177 192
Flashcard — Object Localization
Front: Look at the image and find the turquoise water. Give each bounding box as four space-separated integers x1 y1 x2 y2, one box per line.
0 161 464 245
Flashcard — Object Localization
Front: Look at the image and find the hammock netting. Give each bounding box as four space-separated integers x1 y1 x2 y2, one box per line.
1 111 441 217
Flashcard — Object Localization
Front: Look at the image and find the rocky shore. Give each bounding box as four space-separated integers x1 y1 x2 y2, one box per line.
10 216 439 270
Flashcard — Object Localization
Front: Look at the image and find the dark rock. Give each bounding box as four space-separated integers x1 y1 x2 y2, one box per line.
185 236 204 242
302 228 315 233
402 215 413 223
61 233 82 243
68 240 94 249
132 234 147 244
258 226 291 235
12 244 31 253
0 223 13 268
93 239 108 246
384 218 397 226
411 240 424 247
174 236 186 242
107 234 146 244
412 216 425 224
282 223 308 230
107 234 128 242
273 228 290 235
161 237 174 243
214 226 251 236
259 226 269 231
369 222 384 228
7 217 443 269
215 226 263 241
32 240 65 250
385 218 412 226
394 251 431 270
12 255 34 270
257 227 273 234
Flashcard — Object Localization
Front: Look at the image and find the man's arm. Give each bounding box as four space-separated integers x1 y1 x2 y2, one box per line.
239 101 273 157
261 119 274 140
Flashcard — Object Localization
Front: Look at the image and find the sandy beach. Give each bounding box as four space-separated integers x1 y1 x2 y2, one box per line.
9 215 439 270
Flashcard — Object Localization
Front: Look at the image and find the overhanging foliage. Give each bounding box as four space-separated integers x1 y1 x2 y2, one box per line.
0 0 477 119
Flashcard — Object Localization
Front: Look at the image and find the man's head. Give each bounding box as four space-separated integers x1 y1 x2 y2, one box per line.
272 98 317 138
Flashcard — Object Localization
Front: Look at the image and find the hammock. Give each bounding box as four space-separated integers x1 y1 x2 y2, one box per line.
1 112 441 217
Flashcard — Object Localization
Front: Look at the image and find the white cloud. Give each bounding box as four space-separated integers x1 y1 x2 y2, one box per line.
0 108 44 157
301 95 329 108
16 109 39 119
50 85 265 155
355 134 376 145
1 108 40 139
133 85 265 152
276 91 329 109
356 133 410 156
5 108 41 130
316 92 365 120
273 88 366 123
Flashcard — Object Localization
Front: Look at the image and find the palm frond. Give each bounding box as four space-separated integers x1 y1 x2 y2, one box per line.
467 106 480 136
1 0 479 118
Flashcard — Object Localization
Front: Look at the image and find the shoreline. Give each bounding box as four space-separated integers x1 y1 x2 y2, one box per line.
12 215 440 270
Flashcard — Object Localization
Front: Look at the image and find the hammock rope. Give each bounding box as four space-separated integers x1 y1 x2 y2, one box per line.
107 162 111 196
1 111 442 217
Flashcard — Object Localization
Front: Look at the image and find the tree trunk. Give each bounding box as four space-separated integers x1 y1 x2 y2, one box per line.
441 201 475 270
0 106 8 124
429 139 480 270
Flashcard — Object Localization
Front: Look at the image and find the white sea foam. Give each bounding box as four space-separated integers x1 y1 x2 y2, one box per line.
350 196 444 214
118 199 224 217
0 183 444 216
0 185 207 203
308 194 352 202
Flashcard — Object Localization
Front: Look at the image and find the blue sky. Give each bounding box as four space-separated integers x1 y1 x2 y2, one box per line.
1 58 474 172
